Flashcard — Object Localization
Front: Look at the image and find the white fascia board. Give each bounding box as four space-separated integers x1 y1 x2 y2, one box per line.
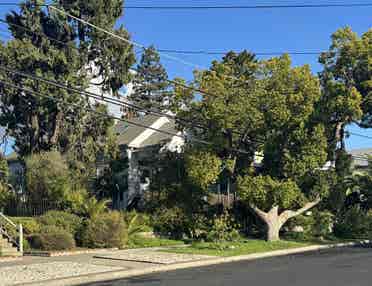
128 116 170 148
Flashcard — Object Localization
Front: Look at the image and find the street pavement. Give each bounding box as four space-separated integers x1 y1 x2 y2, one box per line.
82 247 372 286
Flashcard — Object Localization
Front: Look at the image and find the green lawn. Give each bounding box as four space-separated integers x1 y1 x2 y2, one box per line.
162 240 310 257
128 235 185 249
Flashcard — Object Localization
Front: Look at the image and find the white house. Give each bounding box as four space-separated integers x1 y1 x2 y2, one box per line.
112 113 184 209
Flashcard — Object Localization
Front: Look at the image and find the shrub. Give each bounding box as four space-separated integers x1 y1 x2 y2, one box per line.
62 189 89 214
29 229 75 251
38 211 82 236
152 207 190 239
25 151 71 206
285 214 315 240
11 217 40 234
313 211 334 238
81 211 127 249
334 206 372 239
206 211 240 243
122 211 148 241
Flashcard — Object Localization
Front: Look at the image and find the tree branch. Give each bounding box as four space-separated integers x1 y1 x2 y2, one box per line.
250 204 268 221
279 197 321 223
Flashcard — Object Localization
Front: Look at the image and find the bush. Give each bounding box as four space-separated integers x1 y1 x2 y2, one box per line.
122 211 150 242
334 206 372 239
313 211 334 238
285 214 315 240
152 207 190 239
11 217 40 234
25 151 71 206
29 229 75 251
81 211 127 249
37 211 82 236
206 211 240 243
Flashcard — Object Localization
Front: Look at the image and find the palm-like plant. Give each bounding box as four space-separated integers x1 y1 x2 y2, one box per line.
124 212 147 239
82 197 109 220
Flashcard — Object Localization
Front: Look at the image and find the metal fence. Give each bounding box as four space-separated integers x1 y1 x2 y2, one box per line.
4 200 61 217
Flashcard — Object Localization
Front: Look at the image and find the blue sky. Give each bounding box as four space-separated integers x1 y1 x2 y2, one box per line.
0 0 371 151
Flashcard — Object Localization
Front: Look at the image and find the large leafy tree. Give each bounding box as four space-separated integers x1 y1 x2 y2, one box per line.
0 0 134 162
183 53 330 241
318 27 371 153
181 51 264 186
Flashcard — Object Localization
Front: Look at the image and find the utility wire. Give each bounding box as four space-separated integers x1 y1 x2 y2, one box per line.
0 79 257 155
2 2 372 9
122 3 372 10
0 21 265 142
0 74 370 161
156 49 324 56
48 6 206 70
0 64 250 142
348 132 372 140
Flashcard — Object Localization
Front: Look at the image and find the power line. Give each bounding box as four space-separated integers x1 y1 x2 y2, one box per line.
348 131 372 140
0 79 256 155
48 6 206 70
0 64 237 140
0 69 369 161
0 21 265 142
122 3 372 10
156 49 324 56
2 2 372 9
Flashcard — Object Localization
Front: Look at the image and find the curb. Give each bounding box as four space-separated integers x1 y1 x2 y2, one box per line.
24 248 119 257
18 240 372 286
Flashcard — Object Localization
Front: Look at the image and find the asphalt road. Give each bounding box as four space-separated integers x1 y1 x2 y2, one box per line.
83 247 372 286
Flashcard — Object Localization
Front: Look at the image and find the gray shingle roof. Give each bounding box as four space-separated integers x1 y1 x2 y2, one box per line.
140 121 176 148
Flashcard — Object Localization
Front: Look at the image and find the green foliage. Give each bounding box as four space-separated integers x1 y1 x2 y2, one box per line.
29 229 75 251
0 183 13 211
313 211 334 238
0 154 9 183
163 240 309 257
237 175 304 212
25 151 71 205
0 154 12 210
62 188 89 214
206 211 240 243
0 1 133 191
128 45 170 113
37 211 82 236
185 150 222 190
128 236 184 249
122 211 148 240
334 207 372 239
81 211 127 249
319 27 371 128
11 217 40 234
80 197 109 219
152 207 190 239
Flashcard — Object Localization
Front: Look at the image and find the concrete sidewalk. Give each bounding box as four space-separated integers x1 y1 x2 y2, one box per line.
0 241 370 286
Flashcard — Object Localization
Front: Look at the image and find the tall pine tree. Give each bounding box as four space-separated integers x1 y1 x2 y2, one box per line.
0 0 135 159
127 46 170 116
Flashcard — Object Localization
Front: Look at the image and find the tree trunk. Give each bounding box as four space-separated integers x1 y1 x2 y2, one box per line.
251 198 321 242
267 222 281 241
265 206 282 241
50 111 63 145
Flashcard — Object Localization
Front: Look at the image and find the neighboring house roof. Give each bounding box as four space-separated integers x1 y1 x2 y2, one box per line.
115 114 181 149
349 148 372 168
140 121 176 148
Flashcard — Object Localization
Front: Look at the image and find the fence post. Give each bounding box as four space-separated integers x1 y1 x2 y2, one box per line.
18 224 23 253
